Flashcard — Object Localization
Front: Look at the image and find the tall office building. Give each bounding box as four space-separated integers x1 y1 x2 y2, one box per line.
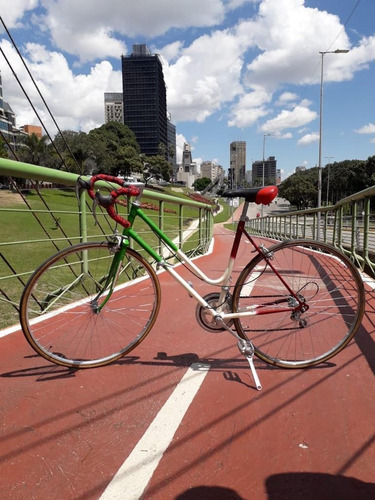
167 117 176 172
229 141 246 187
104 92 124 124
0 71 17 145
252 156 277 185
0 71 27 150
122 44 168 157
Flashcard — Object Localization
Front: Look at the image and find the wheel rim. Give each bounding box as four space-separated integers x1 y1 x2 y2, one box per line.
233 240 364 367
21 243 160 368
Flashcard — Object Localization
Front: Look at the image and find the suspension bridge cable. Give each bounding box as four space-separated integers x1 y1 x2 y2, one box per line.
0 15 82 173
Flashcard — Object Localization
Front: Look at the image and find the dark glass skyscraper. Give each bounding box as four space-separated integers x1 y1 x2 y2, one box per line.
121 44 168 157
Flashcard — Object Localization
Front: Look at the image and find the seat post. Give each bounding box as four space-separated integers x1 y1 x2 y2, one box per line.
240 200 250 221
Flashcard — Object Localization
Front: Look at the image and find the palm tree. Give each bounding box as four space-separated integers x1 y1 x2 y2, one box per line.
0 137 8 158
19 133 49 166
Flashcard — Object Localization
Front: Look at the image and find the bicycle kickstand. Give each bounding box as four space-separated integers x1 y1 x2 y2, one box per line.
237 340 262 391
214 316 262 391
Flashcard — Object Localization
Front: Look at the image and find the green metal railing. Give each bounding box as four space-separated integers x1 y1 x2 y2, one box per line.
247 185 375 277
0 158 214 329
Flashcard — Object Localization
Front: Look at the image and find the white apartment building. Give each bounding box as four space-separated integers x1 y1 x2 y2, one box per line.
200 161 224 181
104 92 124 123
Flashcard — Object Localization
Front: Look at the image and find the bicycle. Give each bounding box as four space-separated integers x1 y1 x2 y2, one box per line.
19 174 365 390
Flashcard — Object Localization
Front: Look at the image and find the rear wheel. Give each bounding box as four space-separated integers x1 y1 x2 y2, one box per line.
232 240 365 368
20 242 161 368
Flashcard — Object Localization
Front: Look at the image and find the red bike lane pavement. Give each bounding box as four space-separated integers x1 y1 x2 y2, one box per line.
0 222 374 499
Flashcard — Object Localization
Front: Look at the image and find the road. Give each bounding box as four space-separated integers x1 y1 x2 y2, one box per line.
0 222 374 499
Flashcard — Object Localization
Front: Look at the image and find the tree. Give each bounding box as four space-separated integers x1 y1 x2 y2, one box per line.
323 159 372 204
280 157 375 210
279 167 318 210
142 155 172 186
365 155 375 186
0 137 8 158
87 121 142 175
193 177 212 192
18 133 49 166
48 130 94 174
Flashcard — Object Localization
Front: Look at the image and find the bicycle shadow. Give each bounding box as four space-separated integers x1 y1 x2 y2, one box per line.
265 472 375 500
174 485 244 499
0 350 335 384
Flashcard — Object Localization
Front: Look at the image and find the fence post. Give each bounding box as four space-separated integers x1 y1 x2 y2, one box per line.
78 189 87 244
158 200 164 255
178 204 183 249
78 190 89 273
198 208 203 246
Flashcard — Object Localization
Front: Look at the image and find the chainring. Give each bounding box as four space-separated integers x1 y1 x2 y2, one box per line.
195 292 234 333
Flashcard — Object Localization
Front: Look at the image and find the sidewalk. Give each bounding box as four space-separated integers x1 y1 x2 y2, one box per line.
0 223 374 499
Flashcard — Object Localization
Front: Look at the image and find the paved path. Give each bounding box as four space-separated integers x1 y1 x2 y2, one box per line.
1 223 374 499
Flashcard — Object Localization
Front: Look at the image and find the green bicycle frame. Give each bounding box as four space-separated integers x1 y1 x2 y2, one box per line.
94 200 179 311
126 201 179 262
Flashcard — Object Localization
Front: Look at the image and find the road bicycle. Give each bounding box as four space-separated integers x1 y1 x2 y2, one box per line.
19 174 365 390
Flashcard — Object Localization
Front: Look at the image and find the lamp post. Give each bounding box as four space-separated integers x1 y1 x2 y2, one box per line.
261 133 272 226
317 48 349 240
325 156 334 206
262 133 272 187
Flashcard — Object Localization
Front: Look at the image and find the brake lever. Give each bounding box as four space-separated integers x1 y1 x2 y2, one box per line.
75 176 91 201
92 191 115 225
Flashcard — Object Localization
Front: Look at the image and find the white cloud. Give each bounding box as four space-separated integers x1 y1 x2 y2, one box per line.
224 0 254 9
163 29 244 122
34 0 230 62
158 41 184 63
297 132 319 146
278 132 293 139
1 0 375 149
261 105 317 134
355 123 375 134
176 133 188 163
0 0 38 29
228 87 271 127
276 92 298 106
193 157 203 170
0 40 120 132
238 0 352 89
42 17 127 63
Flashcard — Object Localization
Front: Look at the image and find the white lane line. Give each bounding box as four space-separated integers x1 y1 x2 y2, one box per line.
99 362 210 500
0 324 21 338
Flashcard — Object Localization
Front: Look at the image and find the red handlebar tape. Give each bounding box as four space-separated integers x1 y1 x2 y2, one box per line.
87 174 141 228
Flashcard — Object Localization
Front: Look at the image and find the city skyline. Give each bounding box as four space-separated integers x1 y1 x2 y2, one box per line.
0 1 374 180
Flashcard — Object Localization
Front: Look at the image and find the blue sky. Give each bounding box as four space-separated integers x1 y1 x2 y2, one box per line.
0 0 374 180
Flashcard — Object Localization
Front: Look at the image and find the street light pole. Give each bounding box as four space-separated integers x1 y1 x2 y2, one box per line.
325 156 334 206
317 48 349 240
261 133 272 226
262 133 271 187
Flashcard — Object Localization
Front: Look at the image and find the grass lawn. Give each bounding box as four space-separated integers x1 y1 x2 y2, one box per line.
0 188 219 329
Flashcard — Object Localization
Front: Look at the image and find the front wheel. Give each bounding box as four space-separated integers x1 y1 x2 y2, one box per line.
20 242 161 368
232 240 365 368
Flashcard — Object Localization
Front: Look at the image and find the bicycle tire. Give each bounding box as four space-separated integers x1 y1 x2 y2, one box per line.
232 239 365 368
19 242 161 368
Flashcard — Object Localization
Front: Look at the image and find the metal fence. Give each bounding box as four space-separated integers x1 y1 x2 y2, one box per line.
247 184 375 278
0 158 214 329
